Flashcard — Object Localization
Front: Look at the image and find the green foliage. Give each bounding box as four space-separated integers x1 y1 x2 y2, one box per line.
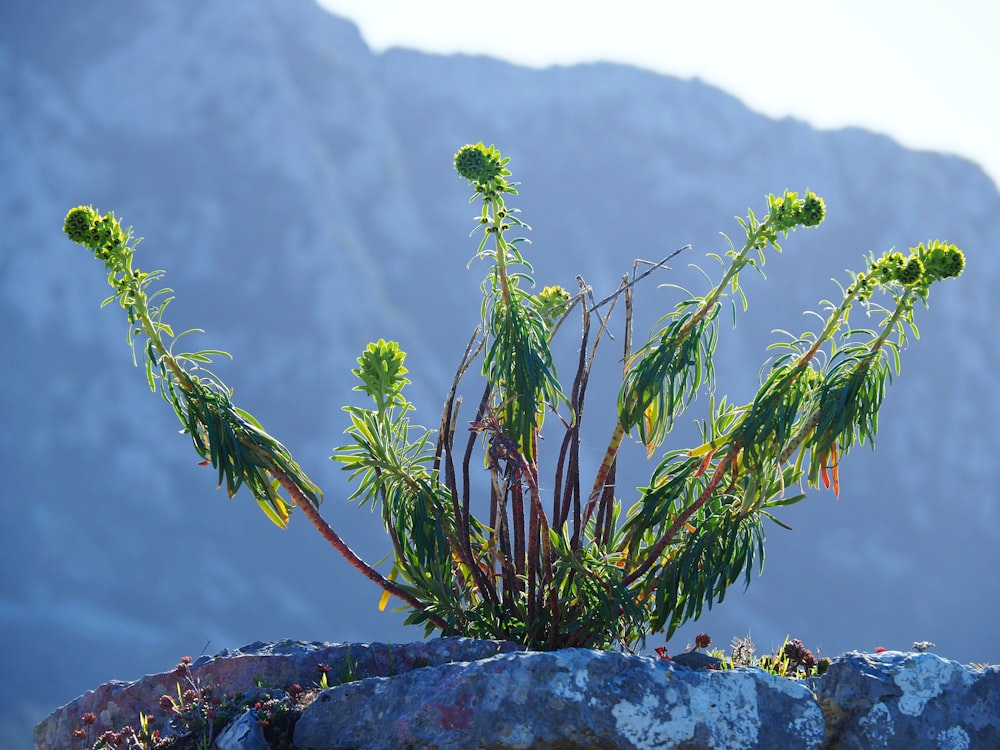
65 143 965 653
63 206 321 528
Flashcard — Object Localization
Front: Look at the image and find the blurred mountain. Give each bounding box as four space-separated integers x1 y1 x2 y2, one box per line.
3 0 998 746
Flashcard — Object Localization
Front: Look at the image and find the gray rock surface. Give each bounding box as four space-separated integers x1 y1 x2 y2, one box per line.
816 650 1000 749
293 648 825 750
215 709 270 750
670 651 724 671
36 640 1000 750
33 639 520 750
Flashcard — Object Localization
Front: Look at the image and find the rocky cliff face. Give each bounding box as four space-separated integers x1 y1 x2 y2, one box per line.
3 0 999 746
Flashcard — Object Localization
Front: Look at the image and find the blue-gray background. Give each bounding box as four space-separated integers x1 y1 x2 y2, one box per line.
3 1 998 747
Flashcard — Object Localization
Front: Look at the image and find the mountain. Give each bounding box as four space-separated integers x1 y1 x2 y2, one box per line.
3 1 999 746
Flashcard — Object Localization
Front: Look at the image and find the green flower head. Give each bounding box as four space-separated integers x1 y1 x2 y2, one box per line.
941 247 965 277
91 214 125 251
766 190 826 234
766 192 796 232
538 284 570 307
533 285 572 328
799 191 825 227
64 206 128 269
352 339 410 409
848 270 875 301
64 205 100 246
916 240 965 282
454 142 505 185
872 251 905 284
896 256 925 286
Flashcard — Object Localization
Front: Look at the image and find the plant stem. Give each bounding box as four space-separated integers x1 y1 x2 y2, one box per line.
585 424 625 525
269 466 447 630
794 293 854 369
622 447 738 587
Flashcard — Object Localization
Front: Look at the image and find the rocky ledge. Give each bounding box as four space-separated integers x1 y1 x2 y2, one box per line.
35 639 1000 750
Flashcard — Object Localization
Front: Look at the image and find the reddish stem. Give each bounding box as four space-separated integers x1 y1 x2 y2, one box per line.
585 423 625 525
269 466 447 631
622 447 738 587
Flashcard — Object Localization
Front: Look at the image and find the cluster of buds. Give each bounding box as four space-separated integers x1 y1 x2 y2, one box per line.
351 338 411 408
532 284 571 329
63 205 147 313
63 205 127 270
914 240 965 288
454 141 514 202
746 190 825 250
848 240 965 305
757 189 826 245
871 250 921 285
769 189 825 230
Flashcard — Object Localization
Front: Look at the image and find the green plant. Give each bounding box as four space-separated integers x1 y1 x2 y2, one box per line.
315 662 332 690
63 142 964 652
334 647 359 685
157 657 229 750
657 631 829 679
758 637 829 678
71 655 317 750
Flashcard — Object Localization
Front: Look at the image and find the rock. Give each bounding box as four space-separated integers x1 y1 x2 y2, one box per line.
33 638 521 750
293 648 825 750
37 640 1000 750
215 709 269 750
670 651 724 670
816 650 1000 749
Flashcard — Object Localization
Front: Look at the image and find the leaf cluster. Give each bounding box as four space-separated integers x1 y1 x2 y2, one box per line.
63 206 321 528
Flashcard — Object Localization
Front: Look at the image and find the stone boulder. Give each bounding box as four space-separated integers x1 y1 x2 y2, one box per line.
33 638 521 750
816 650 1000 749
35 641 1000 750
215 709 270 750
294 649 825 750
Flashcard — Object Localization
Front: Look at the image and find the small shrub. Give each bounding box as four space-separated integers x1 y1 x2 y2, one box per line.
63 142 964 651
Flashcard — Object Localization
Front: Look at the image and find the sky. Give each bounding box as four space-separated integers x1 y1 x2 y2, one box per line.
317 0 1000 189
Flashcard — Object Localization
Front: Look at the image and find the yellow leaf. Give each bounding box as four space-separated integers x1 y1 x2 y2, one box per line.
378 566 399 612
687 439 719 458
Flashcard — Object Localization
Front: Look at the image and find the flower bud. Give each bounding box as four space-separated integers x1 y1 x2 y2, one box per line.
533 285 571 328
799 191 825 227
916 240 965 282
896 256 924 285
64 205 99 246
454 142 504 184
